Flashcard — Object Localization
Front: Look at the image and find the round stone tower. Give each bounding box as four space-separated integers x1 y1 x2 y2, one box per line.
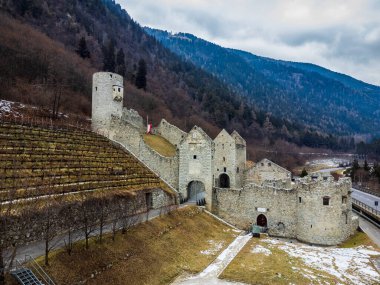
296 174 354 245
92 72 124 132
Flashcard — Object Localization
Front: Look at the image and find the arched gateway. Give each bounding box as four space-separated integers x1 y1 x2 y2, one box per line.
187 181 205 202
219 173 230 188
257 214 268 227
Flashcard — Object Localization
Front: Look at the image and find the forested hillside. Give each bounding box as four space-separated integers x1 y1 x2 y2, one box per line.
146 28 380 136
0 0 356 163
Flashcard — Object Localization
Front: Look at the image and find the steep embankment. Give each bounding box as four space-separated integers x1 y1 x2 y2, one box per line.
37 207 239 285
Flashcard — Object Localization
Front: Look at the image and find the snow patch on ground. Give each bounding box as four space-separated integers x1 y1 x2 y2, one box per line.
263 238 380 285
200 240 224 255
250 245 271 256
0 100 23 118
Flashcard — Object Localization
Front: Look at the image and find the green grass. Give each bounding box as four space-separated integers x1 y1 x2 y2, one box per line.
143 134 176 157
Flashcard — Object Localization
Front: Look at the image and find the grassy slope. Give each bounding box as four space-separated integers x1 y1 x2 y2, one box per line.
143 134 176 157
221 232 379 285
38 207 238 285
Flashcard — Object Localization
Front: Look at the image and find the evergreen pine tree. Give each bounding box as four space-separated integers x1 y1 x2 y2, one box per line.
103 39 116 72
135 59 147 90
76 36 91 59
300 168 308 177
116 48 126 77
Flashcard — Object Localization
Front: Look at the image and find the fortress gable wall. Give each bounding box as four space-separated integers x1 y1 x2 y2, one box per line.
156 119 187 147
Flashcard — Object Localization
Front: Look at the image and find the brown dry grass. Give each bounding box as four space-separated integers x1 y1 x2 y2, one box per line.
339 231 380 250
220 238 338 285
38 206 238 285
143 134 176 157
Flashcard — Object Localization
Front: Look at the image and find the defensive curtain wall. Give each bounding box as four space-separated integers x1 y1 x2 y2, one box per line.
92 72 358 245
296 175 357 245
213 173 358 246
92 72 180 190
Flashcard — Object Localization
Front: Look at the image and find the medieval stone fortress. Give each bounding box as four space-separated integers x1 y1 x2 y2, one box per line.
93 71 358 246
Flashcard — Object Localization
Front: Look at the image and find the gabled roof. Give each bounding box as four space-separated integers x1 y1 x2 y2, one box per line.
214 129 234 143
256 158 291 174
231 130 246 146
180 125 213 145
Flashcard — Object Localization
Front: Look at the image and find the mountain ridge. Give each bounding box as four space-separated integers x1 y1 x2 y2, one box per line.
145 27 380 136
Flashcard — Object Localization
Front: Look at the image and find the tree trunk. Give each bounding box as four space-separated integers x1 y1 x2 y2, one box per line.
45 238 49 266
0 247 5 285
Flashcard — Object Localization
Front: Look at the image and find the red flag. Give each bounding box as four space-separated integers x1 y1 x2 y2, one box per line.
146 123 152 134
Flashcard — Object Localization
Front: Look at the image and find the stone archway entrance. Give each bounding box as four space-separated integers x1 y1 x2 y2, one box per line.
257 214 267 227
187 181 205 202
219 173 230 188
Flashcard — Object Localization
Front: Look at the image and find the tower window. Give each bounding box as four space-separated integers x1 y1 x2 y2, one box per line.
237 167 239 173
323 197 330 206
193 155 197 159
268 163 271 166
223 157 225 162
342 196 347 204
118 87 121 92
224 167 227 172
110 74 113 78
261 163 264 166
299 197 302 203
95 87 97 91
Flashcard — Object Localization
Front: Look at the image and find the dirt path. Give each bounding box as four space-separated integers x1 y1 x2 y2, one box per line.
172 234 251 285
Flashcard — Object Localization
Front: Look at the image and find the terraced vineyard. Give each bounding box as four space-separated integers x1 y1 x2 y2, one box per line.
0 123 173 203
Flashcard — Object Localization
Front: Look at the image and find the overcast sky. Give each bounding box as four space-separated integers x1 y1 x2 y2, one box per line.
120 0 380 86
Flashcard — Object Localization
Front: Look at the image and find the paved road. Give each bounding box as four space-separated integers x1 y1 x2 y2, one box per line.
317 167 345 173
3 206 179 266
352 188 380 211
172 234 251 285
358 216 380 247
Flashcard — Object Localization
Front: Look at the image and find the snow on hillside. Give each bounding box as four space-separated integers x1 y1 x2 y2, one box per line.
0 100 23 118
263 238 380 285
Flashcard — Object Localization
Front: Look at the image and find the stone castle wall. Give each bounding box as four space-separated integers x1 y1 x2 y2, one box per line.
92 72 124 132
296 175 358 245
138 140 179 188
213 184 297 238
155 119 187 147
122 108 144 131
179 127 214 207
214 130 237 188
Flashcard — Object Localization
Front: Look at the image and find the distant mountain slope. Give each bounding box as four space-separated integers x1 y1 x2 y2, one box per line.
145 28 380 136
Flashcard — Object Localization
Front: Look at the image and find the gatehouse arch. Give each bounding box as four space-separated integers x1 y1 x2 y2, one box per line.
187 181 205 202
219 173 230 188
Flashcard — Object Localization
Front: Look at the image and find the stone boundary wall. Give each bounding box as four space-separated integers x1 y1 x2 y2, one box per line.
138 140 179 188
122 108 144 131
156 119 187 147
2 189 175 248
213 184 297 238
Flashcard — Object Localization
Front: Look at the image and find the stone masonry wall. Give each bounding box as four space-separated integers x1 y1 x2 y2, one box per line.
138 140 179 188
179 127 213 209
214 130 237 188
213 183 297 238
2 189 175 248
92 72 123 133
156 119 187 147
296 175 357 245
122 108 144 131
